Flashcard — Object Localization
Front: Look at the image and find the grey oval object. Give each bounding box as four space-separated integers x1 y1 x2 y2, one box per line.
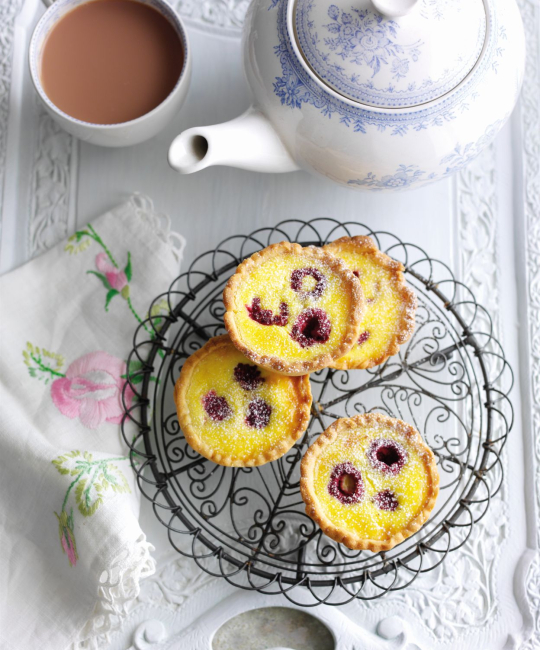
212 606 335 650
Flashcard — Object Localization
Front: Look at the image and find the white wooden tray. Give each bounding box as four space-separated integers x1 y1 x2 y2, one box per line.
0 0 539 647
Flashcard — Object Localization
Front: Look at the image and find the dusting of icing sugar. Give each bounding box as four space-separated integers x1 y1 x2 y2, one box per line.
358 330 370 345
325 241 417 367
366 281 381 304
233 363 265 390
368 438 408 476
245 398 272 429
373 489 399 512
202 390 232 421
246 297 289 326
184 337 313 464
291 308 331 348
328 462 364 505
290 267 327 300
234 250 356 362
309 420 433 542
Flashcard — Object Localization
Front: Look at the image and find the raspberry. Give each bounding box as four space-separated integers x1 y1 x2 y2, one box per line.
373 490 399 512
246 297 289 326
358 331 370 345
233 363 264 390
328 462 364 505
245 398 271 429
290 267 327 300
290 308 331 348
368 439 408 476
272 302 289 326
201 390 232 422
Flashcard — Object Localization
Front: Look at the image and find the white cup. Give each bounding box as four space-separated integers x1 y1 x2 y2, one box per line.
29 0 191 147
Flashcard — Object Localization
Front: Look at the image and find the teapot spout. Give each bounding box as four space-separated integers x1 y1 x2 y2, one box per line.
168 107 299 175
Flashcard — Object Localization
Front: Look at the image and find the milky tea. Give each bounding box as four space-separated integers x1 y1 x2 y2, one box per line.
40 0 184 125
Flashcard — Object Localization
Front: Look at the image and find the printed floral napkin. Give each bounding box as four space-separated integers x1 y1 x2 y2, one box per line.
0 195 184 649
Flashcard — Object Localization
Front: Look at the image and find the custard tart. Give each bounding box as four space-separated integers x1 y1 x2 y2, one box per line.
174 335 312 466
223 242 364 376
300 413 439 552
323 236 416 370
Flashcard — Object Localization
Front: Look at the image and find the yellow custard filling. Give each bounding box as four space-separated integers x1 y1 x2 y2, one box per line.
313 425 432 541
233 253 354 361
185 343 308 460
331 248 407 366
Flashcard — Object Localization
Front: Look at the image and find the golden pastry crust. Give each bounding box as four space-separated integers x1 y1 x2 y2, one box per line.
300 413 439 552
223 241 364 376
323 236 417 370
174 335 312 467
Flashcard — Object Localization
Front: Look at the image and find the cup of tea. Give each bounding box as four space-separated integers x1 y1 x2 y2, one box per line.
29 0 191 147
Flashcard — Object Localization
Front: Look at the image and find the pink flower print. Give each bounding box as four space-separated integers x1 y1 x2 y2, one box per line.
51 351 134 429
89 251 131 310
95 252 128 291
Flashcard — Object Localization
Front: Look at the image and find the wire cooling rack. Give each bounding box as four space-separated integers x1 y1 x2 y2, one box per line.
122 219 513 606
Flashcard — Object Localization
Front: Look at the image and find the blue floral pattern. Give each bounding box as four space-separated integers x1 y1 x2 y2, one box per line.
348 165 434 190
294 0 486 108
419 0 452 20
347 119 507 191
391 58 410 81
440 119 505 174
271 0 497 135
323 6 422 80
492 26 507 74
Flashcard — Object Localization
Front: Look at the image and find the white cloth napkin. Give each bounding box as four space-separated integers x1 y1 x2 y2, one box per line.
0 195 184 649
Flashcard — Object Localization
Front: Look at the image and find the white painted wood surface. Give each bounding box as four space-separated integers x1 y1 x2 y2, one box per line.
0 0 538 647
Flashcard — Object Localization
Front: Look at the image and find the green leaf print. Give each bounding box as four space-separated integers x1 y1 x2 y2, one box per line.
105 289 119 311
86 270 111 290
52 450 93 477
75 473 103 517
124 252 132 282
22 342 65 384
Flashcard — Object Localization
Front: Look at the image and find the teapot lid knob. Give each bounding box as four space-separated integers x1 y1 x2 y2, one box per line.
371 0 418 18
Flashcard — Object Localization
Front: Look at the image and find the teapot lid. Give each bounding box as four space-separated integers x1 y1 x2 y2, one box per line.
293 0 487 108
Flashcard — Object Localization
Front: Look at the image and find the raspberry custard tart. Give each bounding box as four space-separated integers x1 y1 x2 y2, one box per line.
174 335 312 467
300 413 439 552
223 242 364 376
323 236 417 370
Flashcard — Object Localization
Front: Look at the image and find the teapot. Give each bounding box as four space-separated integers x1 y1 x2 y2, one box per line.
168 0 524 191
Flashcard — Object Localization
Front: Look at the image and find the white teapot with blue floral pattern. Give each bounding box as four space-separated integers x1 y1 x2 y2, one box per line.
169 0 524 191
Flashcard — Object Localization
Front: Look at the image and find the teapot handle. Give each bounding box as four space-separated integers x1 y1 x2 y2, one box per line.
371 0 418 18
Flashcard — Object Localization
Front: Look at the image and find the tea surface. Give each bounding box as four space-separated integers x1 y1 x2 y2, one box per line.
40 0 184 124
